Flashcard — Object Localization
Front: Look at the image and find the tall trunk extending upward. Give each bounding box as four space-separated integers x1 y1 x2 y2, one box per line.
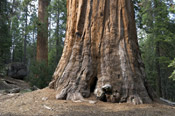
56 7 60 63
37 0 50 63
154 0 162 97
24 6 27 65
155 42 162 97
49 0 152 104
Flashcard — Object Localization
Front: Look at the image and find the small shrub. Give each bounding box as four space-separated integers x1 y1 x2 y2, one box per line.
27 60 52 89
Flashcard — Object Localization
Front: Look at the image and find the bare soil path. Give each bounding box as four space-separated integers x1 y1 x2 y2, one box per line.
0 88 175 116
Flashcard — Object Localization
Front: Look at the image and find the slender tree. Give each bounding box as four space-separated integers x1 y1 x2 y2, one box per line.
23 6 28 64
49 0 152 104
55 6 60 63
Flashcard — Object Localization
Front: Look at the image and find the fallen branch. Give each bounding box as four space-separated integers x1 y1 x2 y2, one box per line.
160 97 175 106
43 105 52 110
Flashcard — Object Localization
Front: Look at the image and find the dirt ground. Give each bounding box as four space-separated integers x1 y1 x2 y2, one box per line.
0 88 175 116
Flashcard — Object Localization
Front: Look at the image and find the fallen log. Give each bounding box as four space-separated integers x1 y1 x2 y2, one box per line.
160 97 175 106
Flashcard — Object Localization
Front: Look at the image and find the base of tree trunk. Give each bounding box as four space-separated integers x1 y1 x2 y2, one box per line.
49 0 153 105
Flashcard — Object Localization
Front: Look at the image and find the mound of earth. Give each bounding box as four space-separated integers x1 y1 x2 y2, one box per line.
0 88 174 116
0 76 31 94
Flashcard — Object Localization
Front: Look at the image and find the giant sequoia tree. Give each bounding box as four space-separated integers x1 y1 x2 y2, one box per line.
49 0 152 104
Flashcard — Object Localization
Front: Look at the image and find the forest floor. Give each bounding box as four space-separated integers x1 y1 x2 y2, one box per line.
0 88 175 116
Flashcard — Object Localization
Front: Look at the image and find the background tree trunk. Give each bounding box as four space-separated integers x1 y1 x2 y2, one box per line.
37 0 50 63
153 0 162 98
155 42 162 97
56 7 60 63
23 6 28 65
50 0 152 104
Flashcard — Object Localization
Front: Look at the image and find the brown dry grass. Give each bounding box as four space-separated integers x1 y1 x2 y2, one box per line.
0 88 175 116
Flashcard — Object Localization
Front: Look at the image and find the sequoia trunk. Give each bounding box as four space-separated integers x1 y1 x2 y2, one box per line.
50 0 152 104
36 0 50 63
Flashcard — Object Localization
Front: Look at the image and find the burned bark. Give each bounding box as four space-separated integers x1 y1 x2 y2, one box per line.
49 0 152 104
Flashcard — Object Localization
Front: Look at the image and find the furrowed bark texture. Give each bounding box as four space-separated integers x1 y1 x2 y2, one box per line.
50 0 152 104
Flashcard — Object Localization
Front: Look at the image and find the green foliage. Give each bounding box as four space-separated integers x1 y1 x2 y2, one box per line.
0 0 66 88
26 0 66 87
140 35 157 88
0 0 11 70
48 0 66 69
27 61 52 89
169 59 175 80
26 0 66 89
139 0 175 100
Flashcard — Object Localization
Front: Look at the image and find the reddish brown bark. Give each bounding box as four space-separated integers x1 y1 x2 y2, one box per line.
36 0 50 63
50 0 152 104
